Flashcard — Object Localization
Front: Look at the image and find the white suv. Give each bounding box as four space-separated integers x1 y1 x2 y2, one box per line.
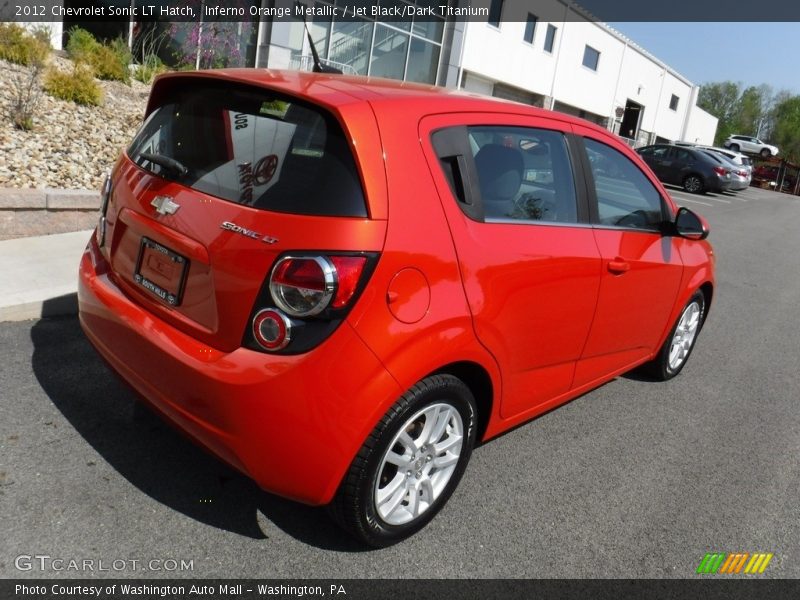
724 135 779 157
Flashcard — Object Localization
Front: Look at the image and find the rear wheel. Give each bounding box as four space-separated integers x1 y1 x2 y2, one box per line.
330 374 477 547
683 174 704 194
645 291 705 381
729 143 740 152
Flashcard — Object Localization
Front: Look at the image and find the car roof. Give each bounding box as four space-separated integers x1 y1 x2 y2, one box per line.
149 69 608 134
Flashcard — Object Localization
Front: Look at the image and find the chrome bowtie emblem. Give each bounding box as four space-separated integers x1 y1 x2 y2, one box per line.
151 196 180 216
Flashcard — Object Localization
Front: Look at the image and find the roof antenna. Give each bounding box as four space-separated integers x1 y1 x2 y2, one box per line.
295 1 343 74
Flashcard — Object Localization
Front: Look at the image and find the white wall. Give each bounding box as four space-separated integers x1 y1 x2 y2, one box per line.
684 106 719 145
550 20 624 118
457 7 717 144
460 20 559 99
20 22 63 51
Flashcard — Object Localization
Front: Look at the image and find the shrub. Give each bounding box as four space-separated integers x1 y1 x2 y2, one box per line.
44 64 104 106
0 23 50 66
134 54 168 84
67 28 131 84
66 27 100 62
8 61 45 130
89 41 130 83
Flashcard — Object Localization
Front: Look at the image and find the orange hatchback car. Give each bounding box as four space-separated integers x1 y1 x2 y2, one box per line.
79 70 715 546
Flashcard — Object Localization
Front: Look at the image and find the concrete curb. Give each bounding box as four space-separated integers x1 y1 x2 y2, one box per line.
0 229 93 322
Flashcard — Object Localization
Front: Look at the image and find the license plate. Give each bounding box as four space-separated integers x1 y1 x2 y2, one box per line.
133 237 189 306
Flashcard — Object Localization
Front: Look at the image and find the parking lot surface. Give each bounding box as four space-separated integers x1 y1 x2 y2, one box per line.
1 185 798 578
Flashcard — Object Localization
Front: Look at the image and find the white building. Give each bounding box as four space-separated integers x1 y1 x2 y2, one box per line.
453 1 717 145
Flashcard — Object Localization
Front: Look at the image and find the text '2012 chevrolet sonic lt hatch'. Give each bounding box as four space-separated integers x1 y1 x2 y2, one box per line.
78 69 715 547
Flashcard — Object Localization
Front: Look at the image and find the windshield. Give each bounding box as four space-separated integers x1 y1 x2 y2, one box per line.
128 81 367 218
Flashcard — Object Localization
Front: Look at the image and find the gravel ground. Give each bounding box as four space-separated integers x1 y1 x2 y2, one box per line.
0 55 149 191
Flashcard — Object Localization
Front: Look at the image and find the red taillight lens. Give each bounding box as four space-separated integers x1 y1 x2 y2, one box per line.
270 256 335 317
329 256 367 308
252 309 291 351
713 166 727 177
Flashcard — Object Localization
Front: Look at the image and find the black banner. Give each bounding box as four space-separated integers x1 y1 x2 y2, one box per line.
4 0 800 23
4 579 800 600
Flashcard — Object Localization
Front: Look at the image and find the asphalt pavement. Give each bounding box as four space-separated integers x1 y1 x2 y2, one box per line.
1 185 798 578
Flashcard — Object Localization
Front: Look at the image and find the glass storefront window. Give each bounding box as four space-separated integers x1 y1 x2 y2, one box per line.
329 19 374 76
406 37 440 84
370 25 409 80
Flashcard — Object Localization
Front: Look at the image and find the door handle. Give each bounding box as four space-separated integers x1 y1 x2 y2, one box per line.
607 258 630 274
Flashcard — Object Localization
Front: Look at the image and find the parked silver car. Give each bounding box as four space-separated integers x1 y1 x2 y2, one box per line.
699 149 750 191
675 142 752 174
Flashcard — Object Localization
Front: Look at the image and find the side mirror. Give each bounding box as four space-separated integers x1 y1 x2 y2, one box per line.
675 206 709 240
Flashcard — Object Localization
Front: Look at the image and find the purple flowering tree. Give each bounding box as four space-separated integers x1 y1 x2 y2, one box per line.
167 0 255 69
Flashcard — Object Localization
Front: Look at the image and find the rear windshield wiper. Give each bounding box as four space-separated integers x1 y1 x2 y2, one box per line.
138 152 189 177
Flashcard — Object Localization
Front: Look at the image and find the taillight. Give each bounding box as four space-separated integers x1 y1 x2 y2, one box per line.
252 309 291 351
713 166 727 177
269 255 368 317
248 252 375 354
96 173 112 246
329 256 368 308
269 256 336 317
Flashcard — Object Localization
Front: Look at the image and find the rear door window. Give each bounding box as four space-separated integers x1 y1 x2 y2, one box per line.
467 126 578 224
128 81 367 217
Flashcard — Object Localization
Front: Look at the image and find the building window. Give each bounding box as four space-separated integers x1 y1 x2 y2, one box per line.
669 94 680 111
524 14 537 44
294 4 446 85
582 45 600 71
544 24 557 53
488 0 504 28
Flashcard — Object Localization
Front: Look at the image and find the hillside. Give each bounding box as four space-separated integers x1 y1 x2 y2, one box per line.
0 55 149 191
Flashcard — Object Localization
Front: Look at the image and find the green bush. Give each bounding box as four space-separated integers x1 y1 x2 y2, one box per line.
67 28 131 84
0 23 50 66
133 54 168 84
44 64 103 106
65 27 100 62
90 42 130 83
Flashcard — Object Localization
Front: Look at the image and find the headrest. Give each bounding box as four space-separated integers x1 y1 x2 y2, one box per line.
474 144 524 201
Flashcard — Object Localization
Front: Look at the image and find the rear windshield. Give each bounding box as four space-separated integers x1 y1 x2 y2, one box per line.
128 81 367 217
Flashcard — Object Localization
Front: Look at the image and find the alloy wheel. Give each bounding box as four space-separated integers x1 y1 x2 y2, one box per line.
374 402 464 526
668 300 702 372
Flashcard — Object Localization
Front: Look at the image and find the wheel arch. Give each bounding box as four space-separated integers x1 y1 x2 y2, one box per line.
431 361 494 443
699 281 714 324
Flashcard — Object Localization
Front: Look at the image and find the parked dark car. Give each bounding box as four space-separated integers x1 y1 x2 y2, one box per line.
636 144 732 194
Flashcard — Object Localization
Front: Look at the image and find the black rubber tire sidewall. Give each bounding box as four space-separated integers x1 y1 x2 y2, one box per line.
649 291 706 381
331 374 477 548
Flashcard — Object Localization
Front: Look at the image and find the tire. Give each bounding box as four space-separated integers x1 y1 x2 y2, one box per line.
329 374 477 547
645 291 706 381
760 148 771 158
682 174 704 194
729 143 740 152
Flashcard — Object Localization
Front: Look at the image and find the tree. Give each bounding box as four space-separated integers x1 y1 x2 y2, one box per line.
771 96 800 163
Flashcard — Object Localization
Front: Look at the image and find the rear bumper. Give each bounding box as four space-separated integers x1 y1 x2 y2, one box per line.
78 237 401 505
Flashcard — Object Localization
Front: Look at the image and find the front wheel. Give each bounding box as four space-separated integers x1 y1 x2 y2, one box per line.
645 291 706 381
330 374 477 547
760 148 771 158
